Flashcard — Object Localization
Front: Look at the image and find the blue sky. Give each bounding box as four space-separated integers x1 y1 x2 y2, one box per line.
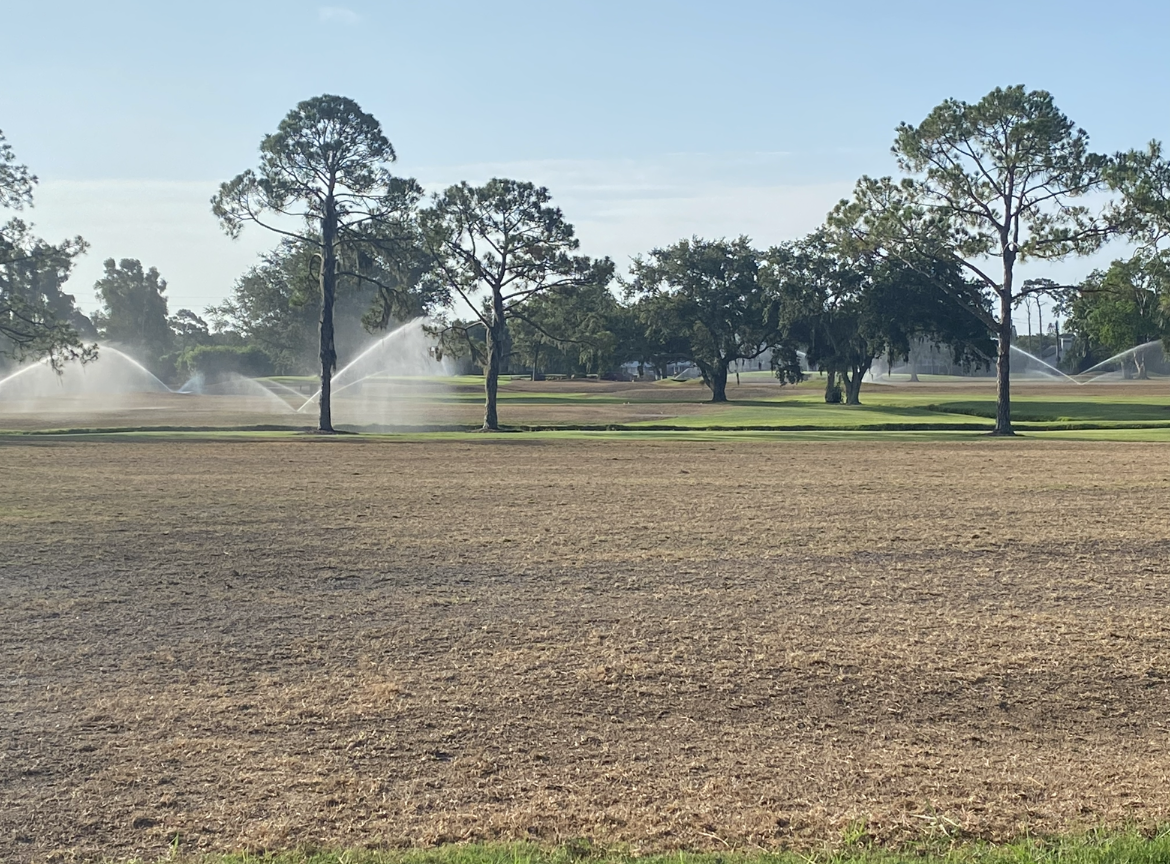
3 0 1168 325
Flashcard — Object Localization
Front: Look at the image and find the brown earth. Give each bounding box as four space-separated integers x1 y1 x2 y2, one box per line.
3 436 1170 862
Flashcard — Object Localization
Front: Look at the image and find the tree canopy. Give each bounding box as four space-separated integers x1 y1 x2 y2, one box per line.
92 258 173 373
0 129 92 370
626 236 798 402
777 235 993 404
424 178 611 429
1066 252 1169 378
509 281 631 379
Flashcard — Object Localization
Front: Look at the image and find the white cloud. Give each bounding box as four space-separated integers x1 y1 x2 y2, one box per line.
318 6 361 24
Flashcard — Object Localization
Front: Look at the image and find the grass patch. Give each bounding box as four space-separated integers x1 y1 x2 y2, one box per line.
624 401 987 429
0 427 1086 444
926 397 1170 423
1030 426 1170 441
124 832 1170 864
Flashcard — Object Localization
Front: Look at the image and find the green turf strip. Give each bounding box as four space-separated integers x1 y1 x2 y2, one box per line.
114 832 1170 864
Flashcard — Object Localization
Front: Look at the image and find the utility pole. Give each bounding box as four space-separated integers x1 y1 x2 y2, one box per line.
1037 299 1044 358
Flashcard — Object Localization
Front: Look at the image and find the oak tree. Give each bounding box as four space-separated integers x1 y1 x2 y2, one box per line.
626 236 797 402
510 281 630 379
777 234 992 404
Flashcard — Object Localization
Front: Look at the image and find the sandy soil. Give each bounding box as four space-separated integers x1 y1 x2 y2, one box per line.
3 436 1170 862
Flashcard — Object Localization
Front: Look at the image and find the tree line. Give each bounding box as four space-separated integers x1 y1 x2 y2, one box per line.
4 86 1170 432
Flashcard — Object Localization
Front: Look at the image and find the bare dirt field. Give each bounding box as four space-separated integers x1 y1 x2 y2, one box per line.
3 436 1170 862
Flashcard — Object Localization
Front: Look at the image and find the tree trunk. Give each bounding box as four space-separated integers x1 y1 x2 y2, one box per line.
708 361 729 402
844 363 867 405
1136 351 1149 379
824 370 837 403
531 344 539 382
482 288 506 431
318 192 338 433
993 288 1013 436
909 359 919 382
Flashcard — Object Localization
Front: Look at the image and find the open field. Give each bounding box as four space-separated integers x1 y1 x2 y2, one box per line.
4 436 1170 862
6 376 1170 435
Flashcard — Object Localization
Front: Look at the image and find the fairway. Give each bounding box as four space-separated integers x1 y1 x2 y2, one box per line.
3 436 1170 862
8 376 1170 436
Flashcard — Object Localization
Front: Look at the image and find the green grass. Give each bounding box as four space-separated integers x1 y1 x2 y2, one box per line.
1027 426 1170 441
925 397 1170 423
114 832 1170 864
264 377 1170 430
7 376 1170 441
618 390 1170 432
0 427 1140 445
624 401 987 429
445 392 641 405
451 428 991 442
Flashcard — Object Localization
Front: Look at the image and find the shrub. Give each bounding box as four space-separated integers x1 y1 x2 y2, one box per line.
179 344 274 382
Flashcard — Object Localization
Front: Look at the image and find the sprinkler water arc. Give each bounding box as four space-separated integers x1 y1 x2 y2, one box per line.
296 318 439 414
1008 345 1086 385
0 343 172 398
1075 340 1164 381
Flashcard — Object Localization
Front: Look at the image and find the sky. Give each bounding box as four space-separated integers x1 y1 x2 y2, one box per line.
3 0 1169 331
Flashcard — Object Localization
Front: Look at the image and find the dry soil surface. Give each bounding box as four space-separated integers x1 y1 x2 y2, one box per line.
3 436 1170 862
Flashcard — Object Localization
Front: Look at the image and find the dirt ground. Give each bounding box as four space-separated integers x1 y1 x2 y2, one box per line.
3 436 1170 862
